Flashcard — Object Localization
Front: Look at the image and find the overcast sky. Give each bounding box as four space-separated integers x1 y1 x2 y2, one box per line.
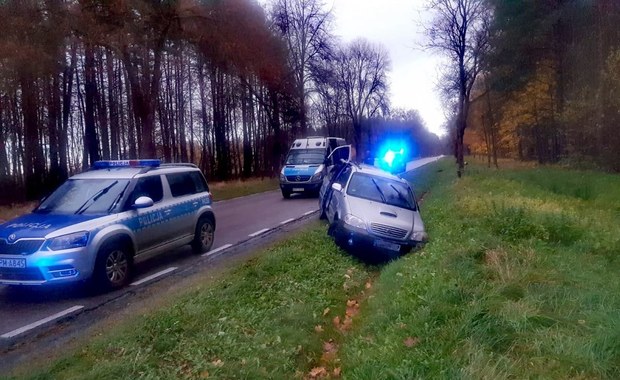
328 0 447 136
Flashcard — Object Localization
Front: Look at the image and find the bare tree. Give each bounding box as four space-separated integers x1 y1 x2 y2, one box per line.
336 38 390 155
426 0 489 177
271 0 333 136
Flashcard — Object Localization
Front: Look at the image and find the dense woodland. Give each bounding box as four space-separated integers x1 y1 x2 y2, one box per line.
0 0 443 203
426 0 620 173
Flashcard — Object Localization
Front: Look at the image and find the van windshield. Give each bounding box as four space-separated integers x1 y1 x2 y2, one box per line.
285 149 326 165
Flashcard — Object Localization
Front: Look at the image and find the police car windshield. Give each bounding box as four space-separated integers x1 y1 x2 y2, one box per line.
286 149 325 165
35 179 130 215
346 173 416 210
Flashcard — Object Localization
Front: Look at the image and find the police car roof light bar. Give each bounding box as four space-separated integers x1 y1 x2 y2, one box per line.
93 159 161 170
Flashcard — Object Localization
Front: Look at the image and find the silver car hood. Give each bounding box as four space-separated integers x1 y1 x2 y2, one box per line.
346 195 423 240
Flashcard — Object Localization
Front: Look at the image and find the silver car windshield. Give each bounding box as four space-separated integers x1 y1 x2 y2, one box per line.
35 179 130 215
285 149 325 165
346 173 416 210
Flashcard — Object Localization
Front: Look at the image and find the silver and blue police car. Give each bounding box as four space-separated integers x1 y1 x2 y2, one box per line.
0 160 215 290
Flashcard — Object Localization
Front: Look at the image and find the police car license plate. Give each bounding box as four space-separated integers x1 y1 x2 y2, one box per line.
373 239 400 252
293 188 304 192
0 258 26 269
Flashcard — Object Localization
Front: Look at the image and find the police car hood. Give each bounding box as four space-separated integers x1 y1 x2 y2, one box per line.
0 213 109 240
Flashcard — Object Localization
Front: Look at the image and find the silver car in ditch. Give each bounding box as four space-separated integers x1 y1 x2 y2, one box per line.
319 163 427 257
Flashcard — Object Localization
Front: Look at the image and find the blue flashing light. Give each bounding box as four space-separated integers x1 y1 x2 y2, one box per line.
93 159 161 169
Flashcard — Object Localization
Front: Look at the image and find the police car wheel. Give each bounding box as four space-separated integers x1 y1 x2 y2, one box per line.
192 218 214 254
95 244 131 290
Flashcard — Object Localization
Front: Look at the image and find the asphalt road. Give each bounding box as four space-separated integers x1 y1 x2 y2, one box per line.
0 155 443 354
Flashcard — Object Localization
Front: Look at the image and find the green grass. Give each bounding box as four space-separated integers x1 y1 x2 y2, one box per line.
7 159 620 379
207 177 279 201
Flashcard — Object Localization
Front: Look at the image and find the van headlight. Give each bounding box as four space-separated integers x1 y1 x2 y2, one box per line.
279 172 287 182
343 214 366 229
311 172 323 182
48 231 90 251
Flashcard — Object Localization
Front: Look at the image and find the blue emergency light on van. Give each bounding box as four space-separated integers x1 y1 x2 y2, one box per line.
279 136 347 198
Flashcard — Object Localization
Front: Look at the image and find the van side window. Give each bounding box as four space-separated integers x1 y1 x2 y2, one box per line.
166 173 197 197
126 176 163 208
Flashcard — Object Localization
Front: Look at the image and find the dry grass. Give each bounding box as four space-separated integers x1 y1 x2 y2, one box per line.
0 202 37 223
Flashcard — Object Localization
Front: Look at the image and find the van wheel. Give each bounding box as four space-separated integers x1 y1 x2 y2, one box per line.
94 243 132 291
192 217 215 254
281 189 291 199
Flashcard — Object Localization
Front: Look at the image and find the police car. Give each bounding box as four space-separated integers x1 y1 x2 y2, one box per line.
0 160 215 290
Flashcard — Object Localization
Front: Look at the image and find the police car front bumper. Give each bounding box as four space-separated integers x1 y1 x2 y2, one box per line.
0 247 95 286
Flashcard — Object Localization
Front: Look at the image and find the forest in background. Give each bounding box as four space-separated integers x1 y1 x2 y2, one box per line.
459 0 620 172
0 0 445 203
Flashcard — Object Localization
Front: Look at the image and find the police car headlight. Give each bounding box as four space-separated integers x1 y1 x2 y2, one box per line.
48 231 90 251
343 214 366 229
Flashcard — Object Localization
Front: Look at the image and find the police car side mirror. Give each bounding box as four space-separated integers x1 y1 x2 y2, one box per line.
133 196 154 209
331 183 343 192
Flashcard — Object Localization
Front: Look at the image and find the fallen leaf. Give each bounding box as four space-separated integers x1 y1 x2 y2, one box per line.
344 274 351 279
323 307 331 316
309 367 327 378
578 319 586 325
315 325 324 333
342 316 353 330
398 322 407 329
323 340 337 353
333 367 342 377
403 337 420 347
332 315 341 327
200 370 209 378
346 299 357 307
365 281 372 289
212 359 224 367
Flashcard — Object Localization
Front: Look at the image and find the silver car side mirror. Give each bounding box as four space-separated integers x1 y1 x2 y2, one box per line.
331 183 343 192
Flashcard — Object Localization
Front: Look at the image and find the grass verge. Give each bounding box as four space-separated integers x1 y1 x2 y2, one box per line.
209 177 279 201
7 159 620 379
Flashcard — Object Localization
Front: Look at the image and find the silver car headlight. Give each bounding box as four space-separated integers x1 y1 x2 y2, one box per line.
411 231 428 242
343 214 366 229
48 231 90 251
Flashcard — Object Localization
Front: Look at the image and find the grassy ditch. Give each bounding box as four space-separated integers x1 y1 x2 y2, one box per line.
8 159 620 379
339 161 620 379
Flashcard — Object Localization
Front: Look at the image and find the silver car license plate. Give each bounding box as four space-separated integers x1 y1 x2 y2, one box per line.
0 258 26 269
293 188 304 192
373 239 400 252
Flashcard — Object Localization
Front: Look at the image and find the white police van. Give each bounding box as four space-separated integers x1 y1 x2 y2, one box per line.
0 160 215 290
279 136 349 198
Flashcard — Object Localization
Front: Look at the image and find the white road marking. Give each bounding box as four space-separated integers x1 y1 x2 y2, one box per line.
202 243 233 257
1 305 84 339
248 228 270 237
280 218 295 225
303 210 317 216
130 267 177 286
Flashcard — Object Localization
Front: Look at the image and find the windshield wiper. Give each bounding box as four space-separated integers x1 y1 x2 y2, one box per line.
389 184 414 210
75 181 118 215
107 182 129 213
370 178 387 203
